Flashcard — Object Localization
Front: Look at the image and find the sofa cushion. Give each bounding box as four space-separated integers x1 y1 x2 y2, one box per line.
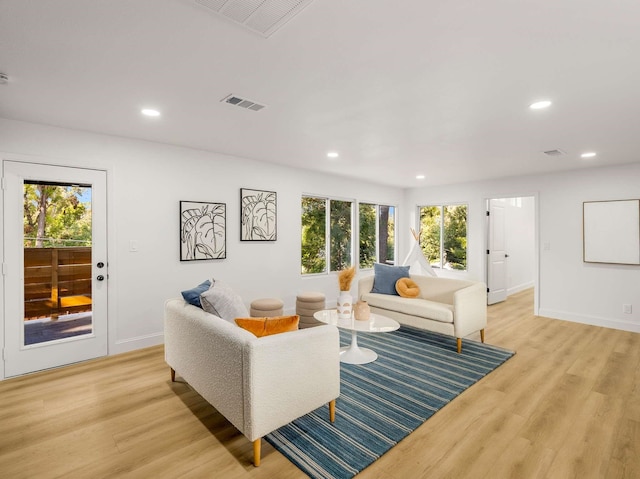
200 281 249 321
235 315 300 337
396 278 420 298
362 292 454 323
181 279 212 308
371 263 410 295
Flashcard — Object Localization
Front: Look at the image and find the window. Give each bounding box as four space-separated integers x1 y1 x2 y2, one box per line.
359 203 395 268
418 204 467 270
301 196 353 274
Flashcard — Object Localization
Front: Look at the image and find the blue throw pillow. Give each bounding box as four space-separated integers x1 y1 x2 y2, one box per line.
181 279 212 308
371 264 410 295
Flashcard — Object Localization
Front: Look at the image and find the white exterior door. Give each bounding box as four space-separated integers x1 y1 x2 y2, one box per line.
3 161 108 377
487 198 508 305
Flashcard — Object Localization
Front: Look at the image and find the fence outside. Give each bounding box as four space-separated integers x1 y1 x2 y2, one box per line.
24 247 92 320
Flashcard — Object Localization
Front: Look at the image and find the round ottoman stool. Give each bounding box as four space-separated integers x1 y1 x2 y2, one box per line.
296 292 326 328
250 298 284 317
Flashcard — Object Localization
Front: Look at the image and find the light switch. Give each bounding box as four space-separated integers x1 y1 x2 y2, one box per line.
129 240 139 252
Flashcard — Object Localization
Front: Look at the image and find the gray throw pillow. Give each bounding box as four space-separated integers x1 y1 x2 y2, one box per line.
371 263 410 295
200 281 249 321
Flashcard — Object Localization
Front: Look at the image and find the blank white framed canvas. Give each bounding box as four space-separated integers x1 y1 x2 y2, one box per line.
583 199 640 265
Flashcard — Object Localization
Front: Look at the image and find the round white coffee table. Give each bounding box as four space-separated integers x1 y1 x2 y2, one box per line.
313 309 400 364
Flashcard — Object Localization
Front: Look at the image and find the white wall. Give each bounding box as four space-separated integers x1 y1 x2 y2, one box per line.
403 164 640 332
0 118 404 376
504 196 536 295
2 117 639 381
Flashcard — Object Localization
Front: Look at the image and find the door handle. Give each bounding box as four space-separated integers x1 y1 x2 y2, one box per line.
97 275 105 281
505 254 509 258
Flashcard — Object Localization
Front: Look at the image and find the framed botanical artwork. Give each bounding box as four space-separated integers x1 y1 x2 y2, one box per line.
240 188 277 241
180 201 226 261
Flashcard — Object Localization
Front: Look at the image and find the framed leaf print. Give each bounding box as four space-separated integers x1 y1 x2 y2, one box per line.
240 188 277 241
180 201 226 261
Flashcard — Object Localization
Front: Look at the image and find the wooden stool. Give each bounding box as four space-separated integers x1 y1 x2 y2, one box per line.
250 298 284 317
296 292 326 328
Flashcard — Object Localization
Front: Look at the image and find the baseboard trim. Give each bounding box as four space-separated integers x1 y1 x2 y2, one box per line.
507 282 534 296
111 332 164 355
538 308 640 333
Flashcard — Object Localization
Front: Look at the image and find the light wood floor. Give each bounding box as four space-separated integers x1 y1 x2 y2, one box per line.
1 289 639 478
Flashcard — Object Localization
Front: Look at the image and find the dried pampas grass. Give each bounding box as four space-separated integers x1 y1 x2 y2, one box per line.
338 266 356 291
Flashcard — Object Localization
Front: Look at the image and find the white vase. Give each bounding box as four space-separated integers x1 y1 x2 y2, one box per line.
337 291 353 319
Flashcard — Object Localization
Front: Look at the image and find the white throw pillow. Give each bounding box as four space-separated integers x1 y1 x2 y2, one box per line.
200 281 249 321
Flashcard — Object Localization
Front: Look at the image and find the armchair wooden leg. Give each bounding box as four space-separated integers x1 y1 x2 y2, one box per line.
456 338 462 354
170 368 176 382
329 399 336 423
253 438 261 467
480 329 485 343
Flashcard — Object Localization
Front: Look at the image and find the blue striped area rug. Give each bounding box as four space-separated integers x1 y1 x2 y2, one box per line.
265 325 514 479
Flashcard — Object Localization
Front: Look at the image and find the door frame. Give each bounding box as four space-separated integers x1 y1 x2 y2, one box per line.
483 193 540 315
0 153 112 380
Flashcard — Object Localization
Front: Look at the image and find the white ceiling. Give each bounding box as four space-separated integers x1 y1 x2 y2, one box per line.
1 0 640 187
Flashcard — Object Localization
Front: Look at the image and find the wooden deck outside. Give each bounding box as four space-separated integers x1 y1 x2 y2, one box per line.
24 247 92 320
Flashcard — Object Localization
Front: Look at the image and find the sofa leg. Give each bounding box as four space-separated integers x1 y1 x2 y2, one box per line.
480 329 485 343
170 368 176 382
329 399 336 423
253 438 261 466
456 338 462 354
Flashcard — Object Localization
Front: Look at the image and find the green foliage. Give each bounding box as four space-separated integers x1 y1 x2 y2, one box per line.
301 197 326 274
23 184 92 247
443 205 467 270
359 203 376 268
330 200 352 271
419 206 441 265
419 204 467 270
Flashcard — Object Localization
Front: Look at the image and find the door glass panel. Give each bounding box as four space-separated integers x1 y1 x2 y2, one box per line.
23 181 93 346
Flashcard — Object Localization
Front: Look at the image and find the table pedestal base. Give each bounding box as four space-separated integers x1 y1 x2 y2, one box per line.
339 330 378 364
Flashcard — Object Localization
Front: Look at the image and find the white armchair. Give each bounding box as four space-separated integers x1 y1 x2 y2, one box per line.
164 298 341 465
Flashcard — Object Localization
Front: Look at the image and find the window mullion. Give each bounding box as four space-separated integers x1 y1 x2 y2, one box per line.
325 198 331 274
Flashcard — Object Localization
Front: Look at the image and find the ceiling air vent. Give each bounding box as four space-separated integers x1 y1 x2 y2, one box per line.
221 94 266 112
543 149 565 157
194 0 316 38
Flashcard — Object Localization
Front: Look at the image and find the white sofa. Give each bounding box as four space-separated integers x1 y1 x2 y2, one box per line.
164 298 341 466
358 274 487 353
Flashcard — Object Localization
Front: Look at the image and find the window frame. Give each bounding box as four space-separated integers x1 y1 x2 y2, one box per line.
301 194 355 276
417 202 468 272
301 195 397 276
358 202 397 270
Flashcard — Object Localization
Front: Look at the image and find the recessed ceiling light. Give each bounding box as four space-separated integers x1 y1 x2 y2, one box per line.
581 152 597 158
529 100 552 110
327 152 339 159
141 108 161 117
416 174 425 180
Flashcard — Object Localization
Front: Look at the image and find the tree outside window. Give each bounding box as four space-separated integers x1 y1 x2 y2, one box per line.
359 203 395 269
419 204 467 270
301 197 327 274
301 196 353 274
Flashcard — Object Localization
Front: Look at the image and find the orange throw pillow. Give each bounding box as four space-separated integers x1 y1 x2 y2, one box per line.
396 278 420 298
235 315 300 337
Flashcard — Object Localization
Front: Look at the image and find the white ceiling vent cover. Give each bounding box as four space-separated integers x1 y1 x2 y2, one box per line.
194 0 315 37
221 94 266 111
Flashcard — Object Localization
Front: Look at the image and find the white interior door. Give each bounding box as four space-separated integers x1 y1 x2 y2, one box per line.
487 198 508 305
3 161 108 377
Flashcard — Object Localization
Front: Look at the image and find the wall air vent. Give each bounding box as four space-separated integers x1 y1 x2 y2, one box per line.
194 0 316 38
543 149 565 156
221 94 266 112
